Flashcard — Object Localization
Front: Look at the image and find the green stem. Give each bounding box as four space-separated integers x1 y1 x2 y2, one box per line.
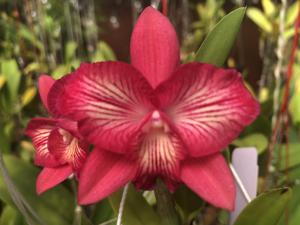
154 179 181 225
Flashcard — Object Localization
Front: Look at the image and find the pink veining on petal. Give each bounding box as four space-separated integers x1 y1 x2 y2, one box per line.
78 149 138 205
38 75 55 111
36 165 73 194
156 63 260 157
133 110 185 191
181 154 236 210
130 6 180 88
25 118 60 167
48 127 88 171
48 62 156 154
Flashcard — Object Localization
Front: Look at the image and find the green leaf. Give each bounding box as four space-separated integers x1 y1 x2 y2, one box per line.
247 8 273 33
52 65 70 79
109 185 162 225
286 1 299 27
173 185 203 217
91 199 114 224
279 165 300 183
21 87 37 107
18 26 43 51
262 0 276 17
0 75 6 90
284 27 296 39
233 133 268 154
289 88 300 124
278 185 300 225
23 62 42 75
65 41 78 63
234 188 292 225
92 41 116 62
195 7 246 66
0 155 74 225
1 59 21 103
278 143 300 170
0 206 26 225
0 122 11 153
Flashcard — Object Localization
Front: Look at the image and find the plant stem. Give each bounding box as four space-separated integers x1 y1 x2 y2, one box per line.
264 0 288 190
154 179 180 225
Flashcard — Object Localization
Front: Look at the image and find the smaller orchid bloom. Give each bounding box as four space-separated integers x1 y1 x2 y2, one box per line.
26 75 88 194
48 7 260 210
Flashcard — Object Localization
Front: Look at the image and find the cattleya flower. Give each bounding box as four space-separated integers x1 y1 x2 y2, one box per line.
46 7 259 210
26 75 88 194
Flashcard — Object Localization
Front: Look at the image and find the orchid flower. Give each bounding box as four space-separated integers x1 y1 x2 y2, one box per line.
46 7 259 210
26 75 88 194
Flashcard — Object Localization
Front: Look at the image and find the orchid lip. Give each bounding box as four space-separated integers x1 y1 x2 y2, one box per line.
142 110 170 133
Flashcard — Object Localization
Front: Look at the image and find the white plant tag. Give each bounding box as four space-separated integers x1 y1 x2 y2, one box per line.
229 147 258 224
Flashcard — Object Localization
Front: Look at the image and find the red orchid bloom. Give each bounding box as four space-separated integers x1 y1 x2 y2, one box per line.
47 7 259 210
26 75 88 194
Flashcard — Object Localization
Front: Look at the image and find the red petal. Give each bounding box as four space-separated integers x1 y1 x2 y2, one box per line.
78 149 137 205
48 62 155 153
130 7 180 88
180 154 236 210
56 118 80 137
25 118 60 167
38 75 55 111
156 63 260 157
36 165 73 194
48 128 88 171
47 73 75 116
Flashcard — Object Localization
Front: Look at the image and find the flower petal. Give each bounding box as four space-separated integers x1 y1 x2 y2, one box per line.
48 128 88 171
56 118 80 138
36 165 73 194
48 62 155 153
180 154 236 210
78 148 138 205
25 118 60 167
130 7 180 88
156 63 260 157
38 75 55 111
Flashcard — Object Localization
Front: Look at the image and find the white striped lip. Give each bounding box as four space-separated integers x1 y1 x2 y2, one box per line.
134 110 182 188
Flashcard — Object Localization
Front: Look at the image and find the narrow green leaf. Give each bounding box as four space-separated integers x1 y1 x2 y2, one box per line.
0 155 74 225
286 1 299 27
109 184 162 225
278 143 300 170
284 27 296 39
65 41 78 63
247 8 273 33
0 75 6 90
195 7 246 66
289 89 300 124
234 188 292 225
278 165 300 183
1 59 21 103
0 206 26 225
262 0 276 17
18 26 44 51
